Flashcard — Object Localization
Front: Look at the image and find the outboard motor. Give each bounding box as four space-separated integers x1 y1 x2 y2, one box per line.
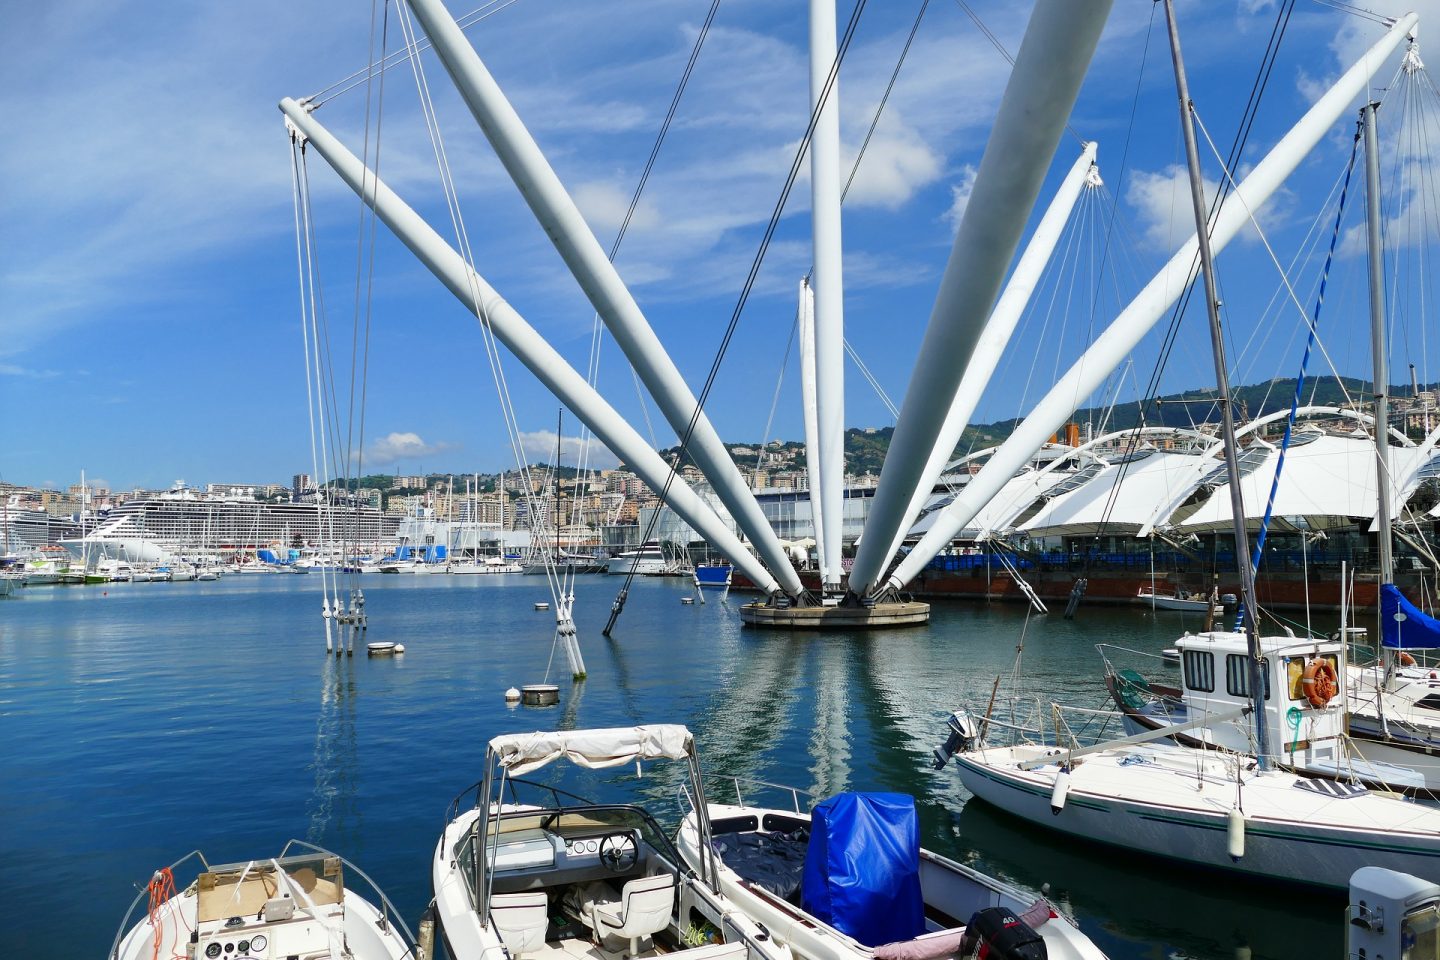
1348 867 1440 959
932 710 979 770
1220 593 1239 629
962 907 1047 960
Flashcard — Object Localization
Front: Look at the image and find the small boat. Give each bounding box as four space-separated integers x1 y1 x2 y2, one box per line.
367 641 405 656
533 601 549 610
1134 585 1214 613
433 725 784 960
108 842 415 960
675 777 1108 960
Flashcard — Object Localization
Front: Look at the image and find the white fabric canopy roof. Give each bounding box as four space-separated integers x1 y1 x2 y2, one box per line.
1176 434 1383 531
1021 449 1217 536
907 470 1067 540
490 725 693 776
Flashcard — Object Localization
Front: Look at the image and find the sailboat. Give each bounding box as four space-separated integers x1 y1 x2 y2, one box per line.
934 2 1440 891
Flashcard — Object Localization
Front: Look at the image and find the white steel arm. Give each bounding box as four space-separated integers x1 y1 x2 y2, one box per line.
404 0 804 597
847 0 1113 595
883 13 1419 594
279 98 783 596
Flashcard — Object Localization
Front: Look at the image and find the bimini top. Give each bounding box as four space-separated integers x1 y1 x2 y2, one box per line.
489 725 693 776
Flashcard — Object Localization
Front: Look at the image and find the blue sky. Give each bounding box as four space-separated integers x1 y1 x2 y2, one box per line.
3 0 1437 491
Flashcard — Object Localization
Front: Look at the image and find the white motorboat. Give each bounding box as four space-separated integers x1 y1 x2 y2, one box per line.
108 842 415 960
675 777 1109 960
1101 630 1435 794
433 725 784 960
1133 586 1214 613
606 541 668 576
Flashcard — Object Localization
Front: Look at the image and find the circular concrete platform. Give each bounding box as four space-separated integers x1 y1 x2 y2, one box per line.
738 600 930 629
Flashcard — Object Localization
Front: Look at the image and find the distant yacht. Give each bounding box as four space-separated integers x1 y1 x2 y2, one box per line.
606 540 667 576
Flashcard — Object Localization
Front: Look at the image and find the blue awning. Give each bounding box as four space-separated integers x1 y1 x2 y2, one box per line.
1381 583 1440 649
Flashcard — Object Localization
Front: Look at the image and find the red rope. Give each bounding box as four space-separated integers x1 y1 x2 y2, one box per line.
146 867 181 960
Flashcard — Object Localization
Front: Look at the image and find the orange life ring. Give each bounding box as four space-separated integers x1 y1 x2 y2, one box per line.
1400 652 1418 667
1301 658 1338 708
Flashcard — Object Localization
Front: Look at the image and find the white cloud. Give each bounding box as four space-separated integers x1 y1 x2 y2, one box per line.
840 114 943 209
1126 165 1213 250
365 432 456 464
942 165 978 235
517 430 620 470
0 363 62 379
573 180 661 237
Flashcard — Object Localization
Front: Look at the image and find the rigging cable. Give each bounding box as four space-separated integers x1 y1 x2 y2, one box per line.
1251 135 1359 572
604 0 872 634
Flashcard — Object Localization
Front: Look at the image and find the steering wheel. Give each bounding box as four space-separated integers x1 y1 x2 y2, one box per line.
599 832 638 873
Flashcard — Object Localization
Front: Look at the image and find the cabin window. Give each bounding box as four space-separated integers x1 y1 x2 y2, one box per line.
1225 654 1270 699
1183 650 1215 693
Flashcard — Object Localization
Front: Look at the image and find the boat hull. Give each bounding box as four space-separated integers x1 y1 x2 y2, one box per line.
953 750 1440 890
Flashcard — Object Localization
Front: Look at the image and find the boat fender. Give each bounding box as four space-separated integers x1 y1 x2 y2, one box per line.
1050 768 1071 815
1227 807 1245 861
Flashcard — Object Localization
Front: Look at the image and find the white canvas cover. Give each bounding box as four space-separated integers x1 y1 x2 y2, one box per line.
490 725 692 776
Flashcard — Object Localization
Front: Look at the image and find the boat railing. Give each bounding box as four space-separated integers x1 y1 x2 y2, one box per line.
975 696 1126 752
278 840 419 953
444 776 596 835
676 775 815 827
109 850 210 960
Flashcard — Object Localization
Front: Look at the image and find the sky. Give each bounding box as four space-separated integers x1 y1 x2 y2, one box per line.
4 0 1440 492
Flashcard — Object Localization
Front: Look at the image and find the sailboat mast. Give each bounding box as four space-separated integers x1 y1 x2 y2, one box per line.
1162 0 1271 768
1364 104 1393 585
1363 101 1395 679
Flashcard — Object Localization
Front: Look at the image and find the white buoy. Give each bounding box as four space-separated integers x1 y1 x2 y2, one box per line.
1227 807 1246 860
393 644 406 654
505 687 521 703
1050 767 1071 815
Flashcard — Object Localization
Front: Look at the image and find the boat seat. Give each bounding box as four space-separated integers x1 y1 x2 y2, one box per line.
490 891 551 958
584 874 677 958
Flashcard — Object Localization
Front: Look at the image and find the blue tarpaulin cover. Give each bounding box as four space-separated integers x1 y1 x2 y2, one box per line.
257 549 281 564
1382 583 1440 649
800 793 925 947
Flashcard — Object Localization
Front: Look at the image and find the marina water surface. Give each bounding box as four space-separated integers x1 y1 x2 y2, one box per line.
0 576 1336 959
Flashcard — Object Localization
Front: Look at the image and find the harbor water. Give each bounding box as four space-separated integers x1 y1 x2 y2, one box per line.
0 575 1336 959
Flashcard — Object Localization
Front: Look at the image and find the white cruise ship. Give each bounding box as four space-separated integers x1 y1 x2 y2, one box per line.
61 490 401 563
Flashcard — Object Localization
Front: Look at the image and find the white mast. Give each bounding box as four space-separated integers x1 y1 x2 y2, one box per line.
846 0 1113 597
808 0 847 592
878 143 1099 567
881 12 1419 594
1364 100 1396 684
280 98 785 598
403 0 803 599
797 277 827 578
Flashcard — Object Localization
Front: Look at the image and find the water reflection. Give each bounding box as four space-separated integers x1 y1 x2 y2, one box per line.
306 650 360 845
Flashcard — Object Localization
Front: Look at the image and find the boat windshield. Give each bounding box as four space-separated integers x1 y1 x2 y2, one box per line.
196 853 344 922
